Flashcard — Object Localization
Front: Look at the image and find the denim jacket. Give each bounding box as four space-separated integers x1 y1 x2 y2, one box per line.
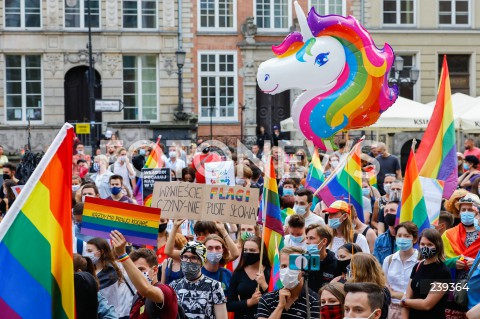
373 230 396 265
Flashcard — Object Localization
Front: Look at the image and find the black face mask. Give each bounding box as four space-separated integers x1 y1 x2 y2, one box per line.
202 147 210 154
3 173 10 180
243 252 260 266
158 223 168 233
337 259 351 274
385 214 397 227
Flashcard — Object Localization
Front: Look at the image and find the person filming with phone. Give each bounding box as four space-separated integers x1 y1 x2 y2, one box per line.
256 246 319 319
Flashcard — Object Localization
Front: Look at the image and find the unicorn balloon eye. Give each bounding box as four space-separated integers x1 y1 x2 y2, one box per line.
256 1 398 150
314 52 329 67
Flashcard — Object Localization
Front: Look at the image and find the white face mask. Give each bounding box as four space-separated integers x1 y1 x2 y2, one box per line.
280 268 300 289
344 309 380 319
72 185 80 192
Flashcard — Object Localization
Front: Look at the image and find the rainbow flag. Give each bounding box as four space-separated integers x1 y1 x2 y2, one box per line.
82 197 161 246
134 135 164 205
442 224 480 268
398 148 430 233
305 148 324 208
415 56 457 198
268 237 283 292
262 157 284 289
318 137 365 222
0 123 75 318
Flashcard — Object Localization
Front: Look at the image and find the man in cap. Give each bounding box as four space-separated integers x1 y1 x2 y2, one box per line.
272 125 286 147
170 241 227 319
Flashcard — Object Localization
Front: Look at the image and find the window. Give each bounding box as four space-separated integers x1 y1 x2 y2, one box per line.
199 52 237 122
65 0 100 28
309 0 345 15
123 56 158 121
123 0 156 29
255 0 291 31
5 55 42 122
383 0 415 25
439 0 469 25
439 54 470 94
5 0 41 28
199 0 235 30
389 55 416 99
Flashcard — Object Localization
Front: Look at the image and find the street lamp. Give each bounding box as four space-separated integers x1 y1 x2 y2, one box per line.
173 49 188 121
388 56 420 96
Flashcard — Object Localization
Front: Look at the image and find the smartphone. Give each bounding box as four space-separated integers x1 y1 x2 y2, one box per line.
289 254 320 271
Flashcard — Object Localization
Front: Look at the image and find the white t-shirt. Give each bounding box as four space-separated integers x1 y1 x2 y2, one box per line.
330 233 370 256
382 250 419 303
285 212 325 228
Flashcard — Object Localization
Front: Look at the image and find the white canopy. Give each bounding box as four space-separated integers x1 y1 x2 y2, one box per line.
426 92 478 131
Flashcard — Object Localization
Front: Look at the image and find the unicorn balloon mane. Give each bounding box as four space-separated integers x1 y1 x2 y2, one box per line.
257 1 398 149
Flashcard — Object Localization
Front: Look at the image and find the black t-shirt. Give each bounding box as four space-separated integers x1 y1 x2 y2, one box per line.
309 250 342 292
227 267 271 319
376 155 401 194
256 286 319 319
409 261 451 319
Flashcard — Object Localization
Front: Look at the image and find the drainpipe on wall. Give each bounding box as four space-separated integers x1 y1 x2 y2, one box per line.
360 0 365 25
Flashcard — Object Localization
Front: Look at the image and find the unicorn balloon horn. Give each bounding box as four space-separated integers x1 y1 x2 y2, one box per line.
294 1 313 41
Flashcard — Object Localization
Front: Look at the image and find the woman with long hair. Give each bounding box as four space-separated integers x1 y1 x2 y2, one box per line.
160 232 187 285
319 282 346 319
331 243 362 284
348 252 391 319
0 179 16 217
401 229 451 319
227 236 271 319
202 234 233 295
90 154 114 198
86 238 133 319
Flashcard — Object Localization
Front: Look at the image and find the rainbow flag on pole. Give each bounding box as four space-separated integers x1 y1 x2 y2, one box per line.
262 157 284 290
398 147 430 233
134 135 164 205
0 123 75 319
415 56 457 198
305 148 324 208
268 237 283 291
318 137 365 222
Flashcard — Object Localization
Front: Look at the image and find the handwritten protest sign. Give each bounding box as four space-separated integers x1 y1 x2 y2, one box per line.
151 182 259 225
82 197 161 245
205 161 235 185
142 168 171 206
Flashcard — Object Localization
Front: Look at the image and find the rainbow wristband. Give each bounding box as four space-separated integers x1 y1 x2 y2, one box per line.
118 253 129 262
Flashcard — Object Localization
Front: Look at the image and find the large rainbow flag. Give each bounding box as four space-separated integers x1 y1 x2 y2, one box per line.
415 56 457 198
399 147 430 234
442 223 480 268
318 137 365 222
305 148 324 208
0 123 75 318
134 135 164 205
262 157 284 291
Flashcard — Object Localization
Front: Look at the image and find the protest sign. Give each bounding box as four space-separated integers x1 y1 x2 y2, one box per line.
82 197 161 245
419 177 444 226
151 181 204 220
151 182 259 225
142 168 171 206
205 161 235 185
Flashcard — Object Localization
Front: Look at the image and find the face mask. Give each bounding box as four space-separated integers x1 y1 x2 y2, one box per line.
331 161 339 168
206 252 223 265
283 189 295 196
344 309 379 319
396 237 413 251
110 186 122 196
463 163 470 170
93 163 100 172
243 252 260 266
169 151 177 158
143 271 153 284
85 252 99 265
320 304 343 319
306 244 320 254
280 268 300 289
362 187 370 197
294 205 308 215
235 178 246 186
202 147 210 154
72 185 80 192
3 173 10 180
181 261 202 280
384 184 391 194
290 235 304 244
158 223 168 233
119 156 126 162
328 217 342 229
139 149 146 156
389 190 401 202
384 214 397 227
420 246 436 259
77 150 84 155
461 211 476 226
337 259 350 274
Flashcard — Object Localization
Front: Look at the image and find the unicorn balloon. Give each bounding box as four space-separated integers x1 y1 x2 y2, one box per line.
257 1 398 150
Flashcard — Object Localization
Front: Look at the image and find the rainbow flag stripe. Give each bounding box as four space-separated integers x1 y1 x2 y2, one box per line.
268 240 283 292
305 148 324 208
399 149 430 233
134 135 164 205
319 138 365 222
82 197 161 246
416 56 457 198
0 124 75 319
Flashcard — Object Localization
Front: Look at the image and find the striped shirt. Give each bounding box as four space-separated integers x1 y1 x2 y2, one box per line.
256 286 319 319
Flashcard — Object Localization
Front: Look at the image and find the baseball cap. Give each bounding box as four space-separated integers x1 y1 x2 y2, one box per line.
273 125 279 130
323 200 351 214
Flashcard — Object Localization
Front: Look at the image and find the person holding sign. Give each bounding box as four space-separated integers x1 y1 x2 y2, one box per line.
109 230 179 319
